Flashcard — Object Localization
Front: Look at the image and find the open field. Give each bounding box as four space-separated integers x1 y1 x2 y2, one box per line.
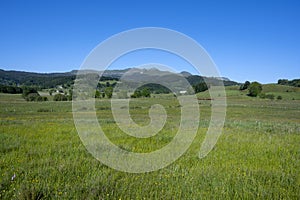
0 87 300 199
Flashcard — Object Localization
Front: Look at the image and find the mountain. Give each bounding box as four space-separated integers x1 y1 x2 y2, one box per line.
0 68 239 89
0 69 76 88
180 71 192 77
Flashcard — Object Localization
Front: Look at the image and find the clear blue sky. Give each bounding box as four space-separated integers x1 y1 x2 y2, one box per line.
0 0 299 83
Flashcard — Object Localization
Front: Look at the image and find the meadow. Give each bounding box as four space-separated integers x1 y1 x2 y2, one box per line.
0 85 299 199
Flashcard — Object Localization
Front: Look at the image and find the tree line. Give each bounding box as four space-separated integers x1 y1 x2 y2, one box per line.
278 79 300 87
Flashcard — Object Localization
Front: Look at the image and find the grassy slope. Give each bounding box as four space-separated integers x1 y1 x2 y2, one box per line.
0 85 299 199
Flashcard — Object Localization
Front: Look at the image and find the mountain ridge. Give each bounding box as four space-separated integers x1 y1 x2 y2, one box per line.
0 68 238 88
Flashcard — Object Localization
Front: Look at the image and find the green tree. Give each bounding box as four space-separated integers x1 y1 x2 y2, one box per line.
278 79 288 85
22 87 38 98
68 89 73 101
104 87 113 98
193 82 208 93
95 90 101 98
131 90 141 98
240 81 250 90
248 82 262 97
141 88 150 97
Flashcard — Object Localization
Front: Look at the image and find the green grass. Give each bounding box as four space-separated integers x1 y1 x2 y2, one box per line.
0 88 300 199
262 84 300 100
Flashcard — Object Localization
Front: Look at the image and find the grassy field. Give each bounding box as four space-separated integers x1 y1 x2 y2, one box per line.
0 86 300 199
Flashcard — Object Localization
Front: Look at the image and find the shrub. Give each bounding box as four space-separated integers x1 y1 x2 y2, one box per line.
277 95 282 100
43 96 48 101
265 94 275 100
25 93 40 101
53 93 68 101
259 93 266 99
259 93 275 100
36 96 44 102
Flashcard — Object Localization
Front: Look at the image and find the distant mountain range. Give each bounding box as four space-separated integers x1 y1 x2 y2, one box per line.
0 68 239 89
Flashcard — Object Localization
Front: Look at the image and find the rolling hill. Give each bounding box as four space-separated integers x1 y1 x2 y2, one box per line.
0 68 239 89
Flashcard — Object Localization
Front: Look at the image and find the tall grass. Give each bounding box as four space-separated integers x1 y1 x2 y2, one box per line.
0 93 299 199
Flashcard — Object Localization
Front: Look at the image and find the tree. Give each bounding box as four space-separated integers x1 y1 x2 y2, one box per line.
68 89 73 101
248 82 262 97
240 81 250 90
193 82 208 93
131 90 141 98
95 90 101 98
104 87 113 98
278 79 288 85
141 88 150 97
0 85 23 94
22 87 38 98
131 88 151 98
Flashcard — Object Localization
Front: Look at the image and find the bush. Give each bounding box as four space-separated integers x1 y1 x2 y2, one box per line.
266 94 275 100
36 96 44 102
25 93 40 101
259 93 275 100
277 95 282 100
259 93 266 99
53 93 68 101
24 93 48 102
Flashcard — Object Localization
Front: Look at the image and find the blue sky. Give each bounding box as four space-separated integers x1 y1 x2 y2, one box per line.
0 0 299 83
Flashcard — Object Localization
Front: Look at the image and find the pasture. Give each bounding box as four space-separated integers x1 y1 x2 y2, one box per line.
0 87 299 199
